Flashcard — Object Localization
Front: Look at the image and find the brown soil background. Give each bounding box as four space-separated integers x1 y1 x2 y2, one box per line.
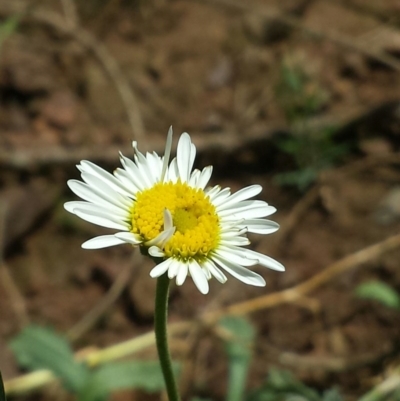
1 0 400 400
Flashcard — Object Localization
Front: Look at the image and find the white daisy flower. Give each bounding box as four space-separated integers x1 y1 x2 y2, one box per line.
65 128 284 294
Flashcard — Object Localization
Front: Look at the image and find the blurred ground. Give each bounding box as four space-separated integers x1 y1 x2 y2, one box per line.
1 0 400 400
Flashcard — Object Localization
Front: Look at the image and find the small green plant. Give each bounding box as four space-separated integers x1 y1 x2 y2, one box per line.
274 58 349 191
355 281 400 310
10 325 176 401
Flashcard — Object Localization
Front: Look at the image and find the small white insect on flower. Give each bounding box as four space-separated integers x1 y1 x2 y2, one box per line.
65 128 284 294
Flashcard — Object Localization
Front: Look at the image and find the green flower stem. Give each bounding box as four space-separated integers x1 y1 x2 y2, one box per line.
155 273 181 401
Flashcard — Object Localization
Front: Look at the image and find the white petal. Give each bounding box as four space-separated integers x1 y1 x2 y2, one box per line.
81 173 134 207
145 227 175 247
161 126 173 181
189 169 200 187
218 200 266 213
176 262 189 285
150 258 173 278
189 260 209 294
196 166 213 189
82 235 127 249
119 153 148 190
210 187 231 206
205 185 221 198
190 143 196 170
212 255 266 286
64 201 84 214
149 246 165 258
168 261 180 279
133 150 155 187
79 161 132 197
213 247 257 267
218 185 262 210
147 151 162 171
67 180 102 205
113 168 140 193
68 179 131 210
72 202 128 220
163 209 173 231
114 232 142 245
219 201 276 219
203 259 227 283
238 219 280 234
129 150 156 187
167 158 179 182
203 266 212 280
237 248 285 272
73 208 129 230
177 132 195 182
220 236 250 246
220 227 248 236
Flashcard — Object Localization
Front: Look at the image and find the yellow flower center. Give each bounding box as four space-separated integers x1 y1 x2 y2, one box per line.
131 181 220 260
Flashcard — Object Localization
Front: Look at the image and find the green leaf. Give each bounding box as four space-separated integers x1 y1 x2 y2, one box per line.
219 316 255 401
79 360 178 401
10 325 89 393
355 281 400 309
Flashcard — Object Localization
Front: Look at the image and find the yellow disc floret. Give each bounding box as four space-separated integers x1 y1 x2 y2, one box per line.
131 181 220 261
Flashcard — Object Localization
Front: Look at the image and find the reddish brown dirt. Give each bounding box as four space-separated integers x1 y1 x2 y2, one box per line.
1 1 400 400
